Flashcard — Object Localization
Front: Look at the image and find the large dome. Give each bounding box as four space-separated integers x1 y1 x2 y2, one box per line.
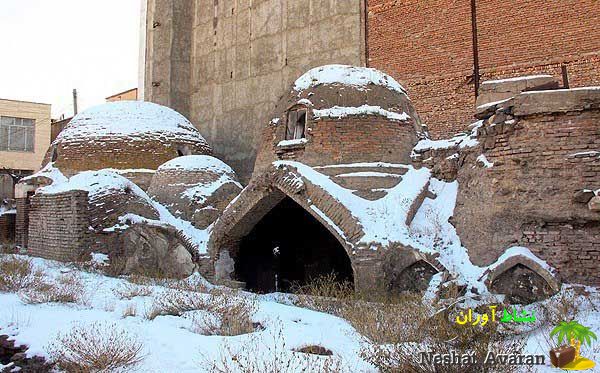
254 65 424 171
45 101 212 175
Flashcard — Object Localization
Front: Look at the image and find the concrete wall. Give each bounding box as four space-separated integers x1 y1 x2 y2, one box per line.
0 99 51 172
144 0 366 182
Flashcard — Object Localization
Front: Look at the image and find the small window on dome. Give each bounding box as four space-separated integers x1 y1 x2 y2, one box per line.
286 109 306 140
51 146 58 162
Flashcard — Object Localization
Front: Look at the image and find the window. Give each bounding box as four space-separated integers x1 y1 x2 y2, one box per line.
0 116 35 152
285 110 306 140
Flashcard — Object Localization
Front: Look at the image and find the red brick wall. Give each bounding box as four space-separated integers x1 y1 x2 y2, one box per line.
255 116 418 171
367 0 600 139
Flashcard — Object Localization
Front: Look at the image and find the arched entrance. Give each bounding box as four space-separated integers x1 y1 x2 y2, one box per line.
236 197 354 293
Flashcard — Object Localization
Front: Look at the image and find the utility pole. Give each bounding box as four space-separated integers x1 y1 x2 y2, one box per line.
72 89 78 116
470 0 480 98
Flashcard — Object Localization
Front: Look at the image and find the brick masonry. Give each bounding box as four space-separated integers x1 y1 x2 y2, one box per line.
367 0 600 139
26 191 91 262
416 91 600 285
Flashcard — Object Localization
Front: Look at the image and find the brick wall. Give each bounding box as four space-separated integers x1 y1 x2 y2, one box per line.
450 105 600 285
255 115 417 171
15 197 30 247
26 191 91 262
48 138 211 176
367 0 600 139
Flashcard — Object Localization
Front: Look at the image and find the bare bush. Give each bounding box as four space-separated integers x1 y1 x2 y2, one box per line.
113 283 153 300
146 287 258 336
121 303 137 318
200 328 343 373
0 256 44 292
48 322 145 372
19 273 86 305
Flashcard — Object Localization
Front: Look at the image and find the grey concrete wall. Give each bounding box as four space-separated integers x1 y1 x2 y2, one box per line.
145 0 366 182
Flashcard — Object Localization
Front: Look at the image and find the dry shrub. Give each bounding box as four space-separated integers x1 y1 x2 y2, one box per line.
0 256 44 292
19 273 86 305
163 275 210 294
147 287 258 336
201 328 343 373
113 283 153 300
48 322 144 372
292 273 355 316
121 303 137 318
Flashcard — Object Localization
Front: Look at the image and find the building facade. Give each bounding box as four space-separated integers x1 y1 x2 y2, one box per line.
106 88 139 102
0 99 51 199
141 0 600 182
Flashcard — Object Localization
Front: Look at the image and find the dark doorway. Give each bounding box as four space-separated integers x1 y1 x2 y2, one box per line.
237 197 353 293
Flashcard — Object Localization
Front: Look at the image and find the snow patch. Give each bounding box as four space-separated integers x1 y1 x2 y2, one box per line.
54 101 208 146
313 105 409 121
476 154 494 168
277 138 308 147
293 64 406 94
481 74 553 85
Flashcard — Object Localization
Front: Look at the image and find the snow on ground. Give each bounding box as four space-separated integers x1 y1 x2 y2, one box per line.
293 65 407 94
313 105 410 121
53 101 208 145
0 256 371 373
0 255 598 373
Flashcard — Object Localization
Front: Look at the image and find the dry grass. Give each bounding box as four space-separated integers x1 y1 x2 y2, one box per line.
146 287 259 336
293 275 530 373
113 283 153 300
48 322 145 372
0 256 44 292
19 273 86 305
201 328 343 373
121 303 137 318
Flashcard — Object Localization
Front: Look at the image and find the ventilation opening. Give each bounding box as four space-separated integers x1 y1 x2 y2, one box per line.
236 197 353 293
285 109 306 140
177 145 191 157
51 147 58 162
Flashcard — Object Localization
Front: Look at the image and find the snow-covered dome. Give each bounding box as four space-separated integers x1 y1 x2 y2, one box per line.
44 101 212 175
148 155 242 229
254 65 424 171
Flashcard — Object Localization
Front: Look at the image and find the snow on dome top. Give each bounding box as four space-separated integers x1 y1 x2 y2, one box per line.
293 65 406 94
157 155 236 175
38 169 146 200
55 101 208 145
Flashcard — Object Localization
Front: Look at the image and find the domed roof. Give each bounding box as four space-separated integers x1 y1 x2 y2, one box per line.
46 101 212 175
54 101 209 144
148 155 242 229
254 65 424 171
293 64 407 94
157 155 237 174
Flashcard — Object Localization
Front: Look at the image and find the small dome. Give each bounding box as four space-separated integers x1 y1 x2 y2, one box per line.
148 155 242 229
254 65 423 171
45 101 212 175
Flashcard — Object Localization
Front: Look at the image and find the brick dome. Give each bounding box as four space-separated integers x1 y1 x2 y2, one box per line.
148 155 242 229
45 101 212 175
254 65 425 172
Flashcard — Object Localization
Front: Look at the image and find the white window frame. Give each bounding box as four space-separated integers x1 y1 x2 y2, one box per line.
0 116 35 153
